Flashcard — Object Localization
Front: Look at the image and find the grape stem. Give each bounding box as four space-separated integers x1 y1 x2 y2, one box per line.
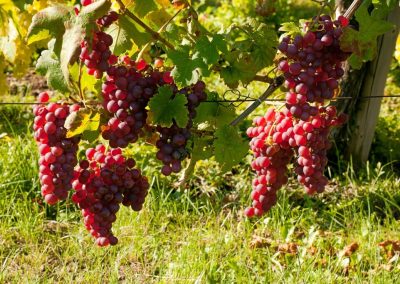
229 75 284 126
115 0 175 50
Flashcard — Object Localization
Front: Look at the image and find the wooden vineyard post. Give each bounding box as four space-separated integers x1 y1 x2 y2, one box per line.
335 5 400 167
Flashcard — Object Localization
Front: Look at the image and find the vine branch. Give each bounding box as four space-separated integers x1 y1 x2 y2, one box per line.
137 8 183 61
115 0 175 50
253 75 274 84
229 75 284 126
343 0 363 19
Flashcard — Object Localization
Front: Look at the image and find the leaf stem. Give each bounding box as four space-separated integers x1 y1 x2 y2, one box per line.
115 0 175 50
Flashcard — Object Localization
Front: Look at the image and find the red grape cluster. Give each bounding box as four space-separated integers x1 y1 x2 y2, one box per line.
245 105 346 216
155 81 207 176
155 126 190 176
72 145 149 246
100 67 167 148
245 15 351 217
80 31 117 79
76 7 209 177
277 15 349 120
79 12 119 79
245 108 294 217
295 106 347 195
33 92 80 205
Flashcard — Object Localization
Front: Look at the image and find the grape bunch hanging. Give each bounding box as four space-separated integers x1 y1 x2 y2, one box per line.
245 15 350 217
33 4 207 246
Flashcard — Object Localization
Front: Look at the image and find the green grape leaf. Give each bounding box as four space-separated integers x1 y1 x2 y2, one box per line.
60 0 111 86
191 136 214 161
193 35 220 65
162 23 185 44
65 109 100 138
82 129 100 143
107 15 151 56
146 9 172 29
212 34 228 53
278 22 302 38
221 21 277 87
194 92 236 128
27 5 72 46
167 45 208 88
131 0 158 18
340 0 395 69
250 24 277 69
36 40 70 93
214 125 248 172
148 85 189 128
220 51 260 88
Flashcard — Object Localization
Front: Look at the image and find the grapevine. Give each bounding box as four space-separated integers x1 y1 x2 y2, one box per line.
21 0 394 246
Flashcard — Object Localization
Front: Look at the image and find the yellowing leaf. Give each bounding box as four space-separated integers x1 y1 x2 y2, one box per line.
65 109 100 138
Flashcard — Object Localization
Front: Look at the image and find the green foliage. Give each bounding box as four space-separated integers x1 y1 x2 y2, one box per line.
191 92 247 172
148 85 189 128
220 20 277 87
36 40 70 93
214 124 248 172
194 35 223 66
278 21 302 38
340 0 395 69
106 15 152 56
167 45 209 88
131 0 158 18
27 5 71 47
194 92 236 128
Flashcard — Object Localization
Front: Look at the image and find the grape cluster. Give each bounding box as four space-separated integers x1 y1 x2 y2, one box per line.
79 8 119 80
72 145 149 246
295 106 347 195
101 68 168 148
155 126 190 176
80 31 117 79
33 92 80 205
245 108 294 217
155 81 207 176
245 105 347 216
245 15 351 217
277 15 350 120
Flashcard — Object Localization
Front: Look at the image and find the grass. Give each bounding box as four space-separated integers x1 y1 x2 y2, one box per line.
0 126 400 283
